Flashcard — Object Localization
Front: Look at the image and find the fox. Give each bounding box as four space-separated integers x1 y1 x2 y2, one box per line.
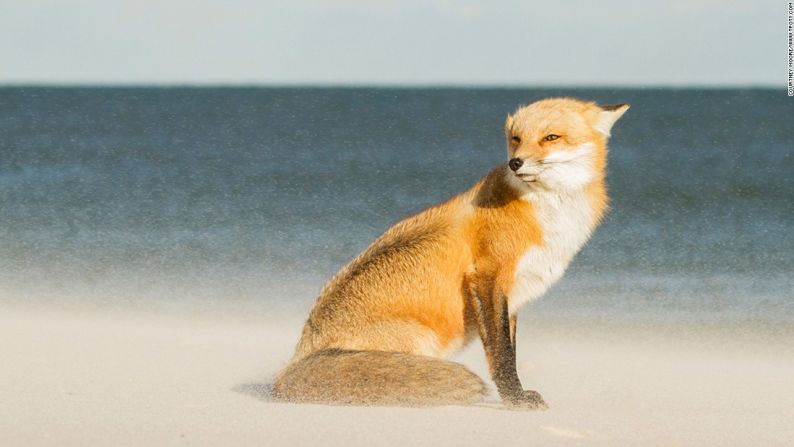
273 97 629 409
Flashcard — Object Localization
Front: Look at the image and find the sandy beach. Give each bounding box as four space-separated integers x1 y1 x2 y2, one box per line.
2 303 792 447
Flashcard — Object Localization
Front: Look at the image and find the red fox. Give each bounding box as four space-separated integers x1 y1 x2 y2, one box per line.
273 97 629 408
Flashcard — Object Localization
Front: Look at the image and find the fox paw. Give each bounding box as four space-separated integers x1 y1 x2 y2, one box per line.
506 390 548 410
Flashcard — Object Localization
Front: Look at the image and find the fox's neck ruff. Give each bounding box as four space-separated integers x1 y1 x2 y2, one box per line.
504 168 604 314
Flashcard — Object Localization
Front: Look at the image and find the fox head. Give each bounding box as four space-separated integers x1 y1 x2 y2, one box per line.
504 98 629 191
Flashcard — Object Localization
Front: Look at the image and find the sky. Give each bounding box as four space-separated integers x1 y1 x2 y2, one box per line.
0 0 783 86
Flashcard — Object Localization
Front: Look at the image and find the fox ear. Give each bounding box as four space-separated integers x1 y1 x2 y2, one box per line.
594 103 630 137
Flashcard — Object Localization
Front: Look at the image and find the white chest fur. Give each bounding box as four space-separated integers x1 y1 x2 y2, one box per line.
508 189 596 315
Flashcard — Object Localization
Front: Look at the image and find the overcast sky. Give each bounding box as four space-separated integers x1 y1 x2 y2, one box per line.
0 0 782 86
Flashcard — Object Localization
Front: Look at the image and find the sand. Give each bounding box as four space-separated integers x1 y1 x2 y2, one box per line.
2 304 793 446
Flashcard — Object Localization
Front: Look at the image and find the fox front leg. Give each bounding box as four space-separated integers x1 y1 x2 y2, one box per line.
470 280 547 409
504 312 546 409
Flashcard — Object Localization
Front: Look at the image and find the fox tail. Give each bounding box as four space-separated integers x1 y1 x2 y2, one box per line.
272 349 486 407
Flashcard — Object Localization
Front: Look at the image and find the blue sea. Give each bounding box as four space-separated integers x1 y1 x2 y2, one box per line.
1 87 792 323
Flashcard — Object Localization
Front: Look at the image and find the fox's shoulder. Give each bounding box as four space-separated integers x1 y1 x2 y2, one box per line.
470 164 525 209
463 166 542 265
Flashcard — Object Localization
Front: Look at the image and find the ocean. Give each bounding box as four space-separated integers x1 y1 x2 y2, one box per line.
1 87 792 323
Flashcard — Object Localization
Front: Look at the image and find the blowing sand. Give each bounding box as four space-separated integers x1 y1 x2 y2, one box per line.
1 304 793 446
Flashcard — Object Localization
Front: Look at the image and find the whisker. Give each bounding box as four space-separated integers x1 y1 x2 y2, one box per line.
541 155 587 165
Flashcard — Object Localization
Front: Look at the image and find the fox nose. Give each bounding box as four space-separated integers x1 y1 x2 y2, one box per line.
508 157 523 172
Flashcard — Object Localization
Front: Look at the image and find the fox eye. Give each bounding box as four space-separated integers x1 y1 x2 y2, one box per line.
510 135 521 144
542 134 560 142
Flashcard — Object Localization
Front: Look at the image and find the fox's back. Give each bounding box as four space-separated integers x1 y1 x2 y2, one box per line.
295 196 477 359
